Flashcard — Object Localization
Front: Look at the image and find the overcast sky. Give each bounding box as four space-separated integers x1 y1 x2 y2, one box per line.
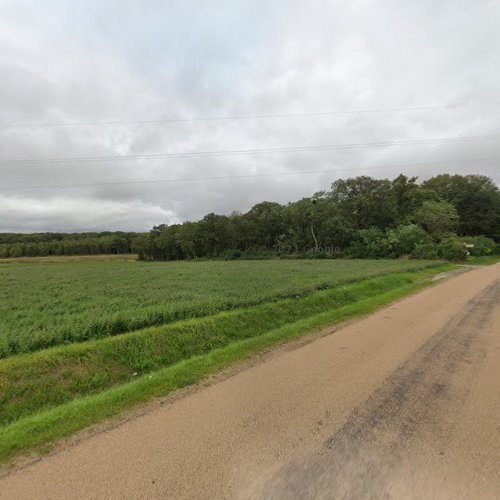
0 0 498 232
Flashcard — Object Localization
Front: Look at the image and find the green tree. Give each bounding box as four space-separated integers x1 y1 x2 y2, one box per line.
243 202 284 250
423 174 500 239
281 198 318 251
176 222 199 259
198 214 235 257
132 234 152 260
328 176 398 229
391 175 420 223
317 214 355 251
411 200 459 240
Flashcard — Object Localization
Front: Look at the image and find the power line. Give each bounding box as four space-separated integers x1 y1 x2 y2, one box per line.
1 156 496 192
0 133 497 167
0 104 464 129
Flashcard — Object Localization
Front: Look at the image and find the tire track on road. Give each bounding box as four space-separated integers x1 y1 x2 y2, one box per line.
252 280 500 499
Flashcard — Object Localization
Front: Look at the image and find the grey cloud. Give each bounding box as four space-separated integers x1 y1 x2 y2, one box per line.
0 0 498 232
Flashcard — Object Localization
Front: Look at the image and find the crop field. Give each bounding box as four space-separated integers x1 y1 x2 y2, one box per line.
0 257 455 462
0 258 439 358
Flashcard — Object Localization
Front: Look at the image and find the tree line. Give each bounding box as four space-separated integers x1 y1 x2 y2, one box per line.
0 232 139 258
135 173 500 262
1 174 498 261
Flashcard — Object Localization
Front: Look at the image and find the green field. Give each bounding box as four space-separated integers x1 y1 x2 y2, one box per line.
0 258 439 358
0 257 458 463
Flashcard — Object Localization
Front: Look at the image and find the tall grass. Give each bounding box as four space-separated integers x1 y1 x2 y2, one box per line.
0 259 439 357
466 255 500 265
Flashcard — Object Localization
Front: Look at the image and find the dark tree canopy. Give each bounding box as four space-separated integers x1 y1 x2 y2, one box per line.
134 173 499 261
327 176 398 229
423 174 500 239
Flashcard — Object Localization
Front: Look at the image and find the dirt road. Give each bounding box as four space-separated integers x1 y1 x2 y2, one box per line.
1 265 499 499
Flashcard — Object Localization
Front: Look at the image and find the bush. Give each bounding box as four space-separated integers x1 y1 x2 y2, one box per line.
438 237 468 262
278 253 300 259
307 252 329 259
386 224 430 257
218 249 243 260
348 227 392 259
462 236 496 256
411 242 439 260
216 249 279 260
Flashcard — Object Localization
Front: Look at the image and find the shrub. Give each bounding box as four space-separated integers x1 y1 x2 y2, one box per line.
462 236 496 256
438 237 468 262
411 242 439 260
218 248 243 260
348 227 392 259
307 252 329 259
278 253 300 259
386 224 430 256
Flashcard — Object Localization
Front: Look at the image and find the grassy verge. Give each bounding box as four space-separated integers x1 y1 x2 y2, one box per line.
467 255 500 265
0 264 453 464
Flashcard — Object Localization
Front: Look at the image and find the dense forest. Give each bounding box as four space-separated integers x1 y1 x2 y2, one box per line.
0 232 139 258
135 173 500 262
2 173 499 261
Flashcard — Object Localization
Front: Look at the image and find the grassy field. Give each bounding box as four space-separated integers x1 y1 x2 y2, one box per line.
0 263 453 462
0 259 440 357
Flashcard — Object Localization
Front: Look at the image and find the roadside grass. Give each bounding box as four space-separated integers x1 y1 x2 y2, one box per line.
0 263 453 464
467 255 500 265
0 259 440 357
